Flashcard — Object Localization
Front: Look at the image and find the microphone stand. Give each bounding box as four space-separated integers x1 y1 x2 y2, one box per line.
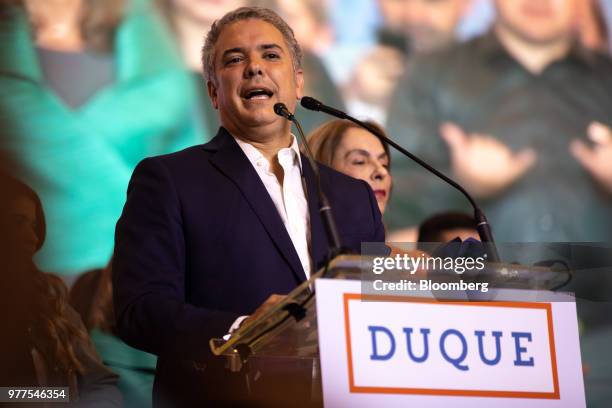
232 103 344 365
300 96 501 263
273 103 343 268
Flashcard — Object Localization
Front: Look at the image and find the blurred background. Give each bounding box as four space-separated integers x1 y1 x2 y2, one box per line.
1 0 611 276
1 0 612 406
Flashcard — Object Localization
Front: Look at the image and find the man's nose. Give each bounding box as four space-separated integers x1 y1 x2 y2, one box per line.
245 57 264 78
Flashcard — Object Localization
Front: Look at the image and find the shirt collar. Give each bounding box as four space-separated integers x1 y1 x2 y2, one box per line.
233 134 303 172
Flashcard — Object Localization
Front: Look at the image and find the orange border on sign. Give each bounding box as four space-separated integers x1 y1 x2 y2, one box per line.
343 293 560 399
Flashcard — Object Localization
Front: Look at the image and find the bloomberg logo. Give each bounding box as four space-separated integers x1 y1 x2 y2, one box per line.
343 294 559 399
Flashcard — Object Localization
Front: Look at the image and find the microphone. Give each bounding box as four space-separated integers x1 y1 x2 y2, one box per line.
300 96 347 119
273 102 343 258
299 96 501 263
273 103 294 121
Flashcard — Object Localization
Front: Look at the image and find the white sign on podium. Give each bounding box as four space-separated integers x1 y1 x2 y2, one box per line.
315 278 585 408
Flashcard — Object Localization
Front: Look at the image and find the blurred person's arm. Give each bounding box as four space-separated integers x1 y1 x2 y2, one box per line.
570 121 612 195
67 307 123 407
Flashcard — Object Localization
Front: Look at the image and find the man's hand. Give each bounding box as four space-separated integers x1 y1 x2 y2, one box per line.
570 121 612 194
243 294 287 327
440 122 537 198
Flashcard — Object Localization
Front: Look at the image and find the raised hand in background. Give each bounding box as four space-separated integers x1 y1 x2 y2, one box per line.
571 121 612 195
440 122 537 198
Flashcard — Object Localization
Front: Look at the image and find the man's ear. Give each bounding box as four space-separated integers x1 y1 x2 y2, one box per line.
207 80 219 109
295 68 305 100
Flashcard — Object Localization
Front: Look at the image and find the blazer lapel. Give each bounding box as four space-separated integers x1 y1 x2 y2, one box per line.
207 128 308 283
301 158 330 271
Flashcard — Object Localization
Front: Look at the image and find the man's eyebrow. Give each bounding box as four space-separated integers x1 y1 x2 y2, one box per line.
221 47 245 59
260 43 283 51
221 44 284 60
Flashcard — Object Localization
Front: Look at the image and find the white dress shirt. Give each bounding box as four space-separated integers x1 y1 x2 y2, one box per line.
225 135 312 337
234 135 312 279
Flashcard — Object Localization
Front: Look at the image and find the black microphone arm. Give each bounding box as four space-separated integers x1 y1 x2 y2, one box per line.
273 103 343 258
300 96 501 263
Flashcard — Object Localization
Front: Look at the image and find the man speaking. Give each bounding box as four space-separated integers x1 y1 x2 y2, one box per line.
112 6 384 406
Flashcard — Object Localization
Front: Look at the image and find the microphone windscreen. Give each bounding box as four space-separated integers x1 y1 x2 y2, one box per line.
273 102 286 116
300 96 321 111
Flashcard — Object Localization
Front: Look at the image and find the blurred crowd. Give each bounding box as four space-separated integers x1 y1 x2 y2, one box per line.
1 0 611 406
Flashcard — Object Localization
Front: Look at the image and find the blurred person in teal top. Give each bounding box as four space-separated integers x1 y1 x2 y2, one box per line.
70 261 157 407
0 0 206 276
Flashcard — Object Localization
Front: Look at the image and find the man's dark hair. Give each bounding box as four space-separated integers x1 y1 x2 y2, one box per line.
201 6 303 84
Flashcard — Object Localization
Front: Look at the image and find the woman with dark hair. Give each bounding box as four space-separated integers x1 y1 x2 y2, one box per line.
0 176 122 405
307 119 392 214
0 0 205 277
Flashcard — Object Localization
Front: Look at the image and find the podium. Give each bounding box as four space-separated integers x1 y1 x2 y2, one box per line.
209 254 585 407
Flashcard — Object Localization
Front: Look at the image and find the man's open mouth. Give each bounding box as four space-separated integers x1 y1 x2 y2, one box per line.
242 87 274 100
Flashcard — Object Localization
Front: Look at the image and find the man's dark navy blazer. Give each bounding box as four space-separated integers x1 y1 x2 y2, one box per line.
112 127 385 402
